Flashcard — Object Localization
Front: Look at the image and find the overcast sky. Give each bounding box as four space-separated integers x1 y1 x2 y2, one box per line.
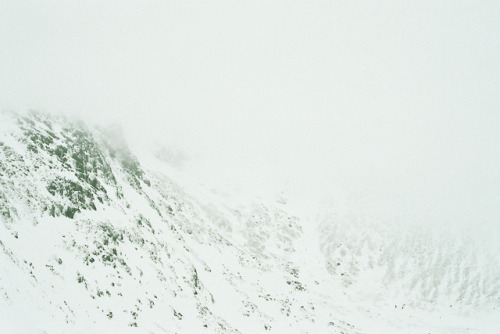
1 1 499 226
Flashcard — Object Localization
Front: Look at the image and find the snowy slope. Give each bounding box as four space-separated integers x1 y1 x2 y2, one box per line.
0 110 499 333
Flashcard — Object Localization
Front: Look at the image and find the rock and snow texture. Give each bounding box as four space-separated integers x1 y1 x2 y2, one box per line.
0 110 499 333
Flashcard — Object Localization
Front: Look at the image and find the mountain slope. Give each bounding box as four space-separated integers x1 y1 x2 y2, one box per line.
0 110 499 333
0 111 356 333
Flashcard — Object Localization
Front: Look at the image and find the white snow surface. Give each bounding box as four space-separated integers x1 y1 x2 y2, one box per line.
0 110 499 333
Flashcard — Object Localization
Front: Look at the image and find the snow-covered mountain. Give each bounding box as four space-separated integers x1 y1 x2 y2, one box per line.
1 110 499 333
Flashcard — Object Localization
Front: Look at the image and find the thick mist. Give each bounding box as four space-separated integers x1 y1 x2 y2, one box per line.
1 1 499 229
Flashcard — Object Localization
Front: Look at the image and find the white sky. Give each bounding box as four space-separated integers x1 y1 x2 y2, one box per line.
1 1 499 226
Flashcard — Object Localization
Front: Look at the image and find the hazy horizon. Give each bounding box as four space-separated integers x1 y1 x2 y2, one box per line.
1 1 499 229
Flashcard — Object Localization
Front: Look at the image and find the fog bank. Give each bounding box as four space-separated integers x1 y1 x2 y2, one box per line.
1 1 499 228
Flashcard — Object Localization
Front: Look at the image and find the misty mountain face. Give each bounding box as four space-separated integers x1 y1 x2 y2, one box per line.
319 209 500 307
0 111 499 333
0 110 324 333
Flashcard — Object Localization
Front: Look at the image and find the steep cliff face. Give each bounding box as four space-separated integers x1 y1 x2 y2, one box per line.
0 111 499 333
